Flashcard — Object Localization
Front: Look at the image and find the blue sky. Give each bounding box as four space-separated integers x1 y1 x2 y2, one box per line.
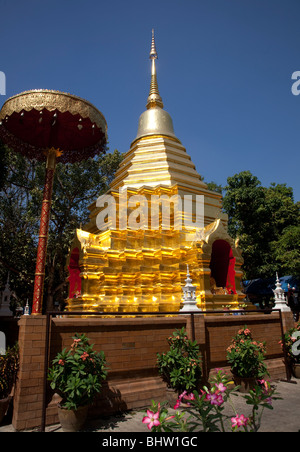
1 0 299 201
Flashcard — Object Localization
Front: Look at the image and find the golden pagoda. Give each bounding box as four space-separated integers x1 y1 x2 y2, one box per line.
66 31 248 313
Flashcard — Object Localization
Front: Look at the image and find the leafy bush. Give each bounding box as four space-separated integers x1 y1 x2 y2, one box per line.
48 333 108 410
0 343 19 399
157 327 202 393
226 326 268 379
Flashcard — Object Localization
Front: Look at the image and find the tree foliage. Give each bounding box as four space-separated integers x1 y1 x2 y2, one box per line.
205 181 223 195
0 142 123 312
222 171 300 280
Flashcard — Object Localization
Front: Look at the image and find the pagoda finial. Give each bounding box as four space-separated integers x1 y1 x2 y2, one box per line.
147 29 164 110
150 29 158 60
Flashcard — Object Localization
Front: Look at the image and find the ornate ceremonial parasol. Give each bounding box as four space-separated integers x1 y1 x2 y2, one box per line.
0 89 108 314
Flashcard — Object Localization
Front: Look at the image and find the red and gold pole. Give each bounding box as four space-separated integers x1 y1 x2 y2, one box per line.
31 148 59 315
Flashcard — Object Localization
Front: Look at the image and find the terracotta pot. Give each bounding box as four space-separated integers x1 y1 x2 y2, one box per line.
57 404 89 432
233 376 257 393
292 363 300 379
0 397 11 424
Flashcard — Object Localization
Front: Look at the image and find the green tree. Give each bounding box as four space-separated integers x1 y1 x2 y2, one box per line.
0 148 38 311
0 143 123 312
0 141 8 190
205 181 223 195
271 225 300 276
222 171 299 280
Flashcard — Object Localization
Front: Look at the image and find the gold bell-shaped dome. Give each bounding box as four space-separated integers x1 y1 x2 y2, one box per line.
135 30 178 142
135 106 177 141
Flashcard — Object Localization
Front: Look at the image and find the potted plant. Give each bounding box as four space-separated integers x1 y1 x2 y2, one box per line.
280 322 300 378
48 333 108 431
0 343 19 424
156 327 202 404
226 326 269 392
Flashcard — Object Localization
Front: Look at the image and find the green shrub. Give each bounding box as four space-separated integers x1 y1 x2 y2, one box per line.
157 327 202 393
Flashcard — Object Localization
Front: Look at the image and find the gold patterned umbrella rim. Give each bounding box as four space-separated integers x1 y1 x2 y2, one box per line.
0 89 107 138
0 89 108 163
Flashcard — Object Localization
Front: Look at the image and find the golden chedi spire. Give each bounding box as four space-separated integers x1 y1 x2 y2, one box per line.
111 29 207 192
135 29 176 141
147 29 163 109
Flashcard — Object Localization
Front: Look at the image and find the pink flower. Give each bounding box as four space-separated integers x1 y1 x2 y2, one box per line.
58 359 64 365
184 393 196 401
258 379 271 394
231 414 249 428
174 391 195 409
142 410 160 430
206 392 224 406
257 379 267 387
71 338 81 348
174 399 181 409
80 352 89 361
215 383 227 393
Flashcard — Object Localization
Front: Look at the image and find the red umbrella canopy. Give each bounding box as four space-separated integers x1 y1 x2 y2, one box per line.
0 90 108 163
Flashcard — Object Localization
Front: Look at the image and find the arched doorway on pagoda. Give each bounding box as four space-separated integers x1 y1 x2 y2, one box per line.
209 239 236 295
68 247 82 298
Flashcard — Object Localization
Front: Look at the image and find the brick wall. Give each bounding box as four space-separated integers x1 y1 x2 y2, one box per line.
12 316 47 430
46 316 188 424
202 313 287 380
10 311 293 430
